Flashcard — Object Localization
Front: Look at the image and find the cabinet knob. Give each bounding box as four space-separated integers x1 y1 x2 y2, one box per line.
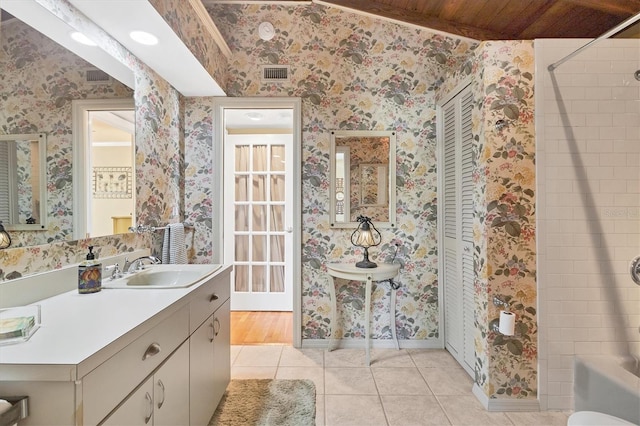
209 294 219 302
142 342 161 361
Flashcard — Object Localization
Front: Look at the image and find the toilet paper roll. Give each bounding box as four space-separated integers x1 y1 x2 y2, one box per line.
499 311 516 336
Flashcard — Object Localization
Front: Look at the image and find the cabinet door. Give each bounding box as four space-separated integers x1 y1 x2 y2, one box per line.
211 299 231 408
189 314 215 426
155 342 190 426
441 84 475 378
102 377 154 426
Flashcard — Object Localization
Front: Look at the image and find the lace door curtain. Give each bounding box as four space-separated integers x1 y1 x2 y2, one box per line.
234 145 285 294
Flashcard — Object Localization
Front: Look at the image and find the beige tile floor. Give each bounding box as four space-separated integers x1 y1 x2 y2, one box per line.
230 345 571 426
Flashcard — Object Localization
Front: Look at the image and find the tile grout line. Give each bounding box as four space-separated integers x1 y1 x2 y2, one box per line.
370 364 391 426
409 350 454 426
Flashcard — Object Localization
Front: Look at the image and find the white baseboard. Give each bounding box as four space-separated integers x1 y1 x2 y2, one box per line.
473 384 541 412
301 338 443 350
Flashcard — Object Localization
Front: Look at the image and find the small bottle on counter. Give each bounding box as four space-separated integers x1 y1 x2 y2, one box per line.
78 246 102 294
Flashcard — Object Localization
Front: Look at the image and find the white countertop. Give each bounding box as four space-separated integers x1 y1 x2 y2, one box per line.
0 265 232 382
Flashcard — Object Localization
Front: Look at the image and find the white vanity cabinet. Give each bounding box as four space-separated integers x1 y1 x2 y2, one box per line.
83 304 190 425
102 341 189 426
0 264 232 426
189 301 230 425
188 270 231 426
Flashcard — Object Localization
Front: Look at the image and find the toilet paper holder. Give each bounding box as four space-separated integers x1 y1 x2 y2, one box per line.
492 296 509 309
490 318 519 336
491 296 517 336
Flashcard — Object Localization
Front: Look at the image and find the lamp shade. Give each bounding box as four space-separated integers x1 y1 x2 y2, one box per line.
355 225 376 247
351 215 381 268
0 221 11 249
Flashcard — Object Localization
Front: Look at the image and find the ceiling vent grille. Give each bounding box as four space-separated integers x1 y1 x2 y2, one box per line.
85 69 111 84
261 65 290 82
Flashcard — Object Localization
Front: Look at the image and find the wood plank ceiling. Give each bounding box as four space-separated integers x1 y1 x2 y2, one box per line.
206 0 640 40
323 0 640 40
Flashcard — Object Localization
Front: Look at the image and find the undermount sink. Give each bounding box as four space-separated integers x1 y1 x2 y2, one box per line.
103 264 222 289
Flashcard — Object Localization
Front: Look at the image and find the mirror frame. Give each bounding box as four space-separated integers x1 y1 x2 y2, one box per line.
72 99 136 240
0 133 48 231
329 130 396 228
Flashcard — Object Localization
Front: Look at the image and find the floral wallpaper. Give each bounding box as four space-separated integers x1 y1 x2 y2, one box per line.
480 41 536 401
0 17 134 247
148 0 228 90
0 233 151 281
434 39 537 402
133 66 184 232
207 3 475 341
183 97 215 264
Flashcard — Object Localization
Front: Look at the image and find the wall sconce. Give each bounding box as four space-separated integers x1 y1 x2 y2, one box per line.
0 221 12 249
350 215 381 268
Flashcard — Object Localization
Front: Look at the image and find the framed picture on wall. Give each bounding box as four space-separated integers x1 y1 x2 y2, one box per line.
92 166 132 199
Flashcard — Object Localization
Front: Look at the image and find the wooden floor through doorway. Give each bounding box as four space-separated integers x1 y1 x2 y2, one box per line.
230 311 293 345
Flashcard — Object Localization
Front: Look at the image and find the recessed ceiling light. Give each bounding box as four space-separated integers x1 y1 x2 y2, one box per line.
245 112 263 121
129 31 158 46
70 31 97 46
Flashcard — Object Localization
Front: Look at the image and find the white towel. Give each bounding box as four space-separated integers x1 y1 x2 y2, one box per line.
162 223 187 264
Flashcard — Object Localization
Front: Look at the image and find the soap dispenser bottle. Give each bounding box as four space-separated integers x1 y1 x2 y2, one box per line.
78 246 102 294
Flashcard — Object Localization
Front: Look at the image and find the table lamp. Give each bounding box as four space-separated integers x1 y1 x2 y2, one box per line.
0 221 11 249
350 215 381 268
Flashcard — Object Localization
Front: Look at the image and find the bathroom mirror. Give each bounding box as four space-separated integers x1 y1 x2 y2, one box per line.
1 5 135 246
330 130 396 228
0 133 47 231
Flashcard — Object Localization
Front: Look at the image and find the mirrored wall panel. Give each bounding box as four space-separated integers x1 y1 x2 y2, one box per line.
330 130 396 228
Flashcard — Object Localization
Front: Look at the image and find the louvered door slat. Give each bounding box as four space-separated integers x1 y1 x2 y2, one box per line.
443 103 457 239
460 89 474 243
0 143 10 222
444 247 461 354
462 246 475 370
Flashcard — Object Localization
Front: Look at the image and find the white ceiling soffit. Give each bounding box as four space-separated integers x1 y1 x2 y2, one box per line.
2 0 135 89
224 109 293 131
67 0 226 97
91 111 135 134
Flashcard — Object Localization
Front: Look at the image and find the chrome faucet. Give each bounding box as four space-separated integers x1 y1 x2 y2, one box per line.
104 263 123 280
123 255 162 273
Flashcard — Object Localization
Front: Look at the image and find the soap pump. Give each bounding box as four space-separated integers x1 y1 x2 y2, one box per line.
78 246 102 294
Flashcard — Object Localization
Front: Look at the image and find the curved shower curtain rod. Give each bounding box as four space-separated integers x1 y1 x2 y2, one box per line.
548 11 640 72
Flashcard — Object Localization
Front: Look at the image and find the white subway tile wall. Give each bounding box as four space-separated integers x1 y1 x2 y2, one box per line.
536 38 640 411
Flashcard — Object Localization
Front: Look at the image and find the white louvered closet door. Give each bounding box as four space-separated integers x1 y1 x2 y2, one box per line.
0 142 18 224
441 84 475 377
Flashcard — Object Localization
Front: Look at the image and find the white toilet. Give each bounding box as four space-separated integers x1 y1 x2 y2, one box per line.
568 411 638 426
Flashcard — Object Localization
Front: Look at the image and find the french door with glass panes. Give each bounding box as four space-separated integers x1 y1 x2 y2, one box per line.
224 131 293 311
